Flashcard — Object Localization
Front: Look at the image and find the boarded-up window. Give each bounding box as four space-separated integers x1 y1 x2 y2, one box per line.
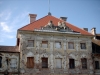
42 41 48 48
95 61 100 69
80 43 86 49
68 42 74 49
27 57 34 68
81 58 87 69
28 40 34 47
69 59 75 69
0 57 2 68
10 58 17 69
55 41 61 48
56 58 62 68
42 58 48 68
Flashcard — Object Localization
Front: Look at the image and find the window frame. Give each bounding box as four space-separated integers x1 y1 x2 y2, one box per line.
0 56 2 68
55 58 62 69
95 61 100 69
69 59 75 69
41 41 48 48
68 42 74 49
42 58 48 68
27 40 34 47
10 58 17 69
55 41 62 49
81 58 87 69
80 43 86 49
27 57 34 68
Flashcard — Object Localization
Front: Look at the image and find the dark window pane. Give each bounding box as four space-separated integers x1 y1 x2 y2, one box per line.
42 58 48 68
80 43 86 49
95 61 99 69
69 59 75 69
81 58 87 69
0 57 2 68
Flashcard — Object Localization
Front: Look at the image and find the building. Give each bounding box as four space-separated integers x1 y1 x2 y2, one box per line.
0 13 100 75
91 28 100 74
0 46 19 75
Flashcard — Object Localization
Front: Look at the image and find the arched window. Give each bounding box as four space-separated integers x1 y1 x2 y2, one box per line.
0 56 2 68
81 58 87 69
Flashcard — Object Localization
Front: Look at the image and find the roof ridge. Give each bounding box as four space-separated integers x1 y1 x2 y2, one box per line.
19 15 49 30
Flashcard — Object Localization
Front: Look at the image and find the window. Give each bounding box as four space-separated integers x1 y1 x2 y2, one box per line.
10 58 17 69
17 38 20 46
80 43 86 49
27 57 34 68
42 58 48 68
95 61 100 69
69 59 75 69
55 41 61 48
42 41 48 48
0 57 2 68
28 40 34 47
68 42 74 49
56 58 62 68
81 58 87 69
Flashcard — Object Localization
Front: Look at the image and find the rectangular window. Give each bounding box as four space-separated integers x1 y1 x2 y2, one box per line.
0 57 2 68
10 58 17 69
55 41 61 48
80 43 86 49
69 59 75 69
27 57 34 68
81 58 87 69
68 42 74 49
56 58 62 68
95 61 100 69
28 40 34 47
42 58 48 68
42 41 48 48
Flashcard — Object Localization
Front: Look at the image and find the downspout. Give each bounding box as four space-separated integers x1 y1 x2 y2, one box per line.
18 52 20 75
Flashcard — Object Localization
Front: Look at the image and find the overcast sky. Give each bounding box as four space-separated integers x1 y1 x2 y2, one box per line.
0 0 100 46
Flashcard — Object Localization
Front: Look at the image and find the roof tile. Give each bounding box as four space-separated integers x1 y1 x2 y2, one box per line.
19 15 93 36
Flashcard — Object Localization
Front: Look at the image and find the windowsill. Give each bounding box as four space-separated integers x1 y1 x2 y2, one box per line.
55 48 62 49
80 49 86 50
27 47 35 49
69 68 75 69
68 48 75 50
40 47 49 50
95 69 100 70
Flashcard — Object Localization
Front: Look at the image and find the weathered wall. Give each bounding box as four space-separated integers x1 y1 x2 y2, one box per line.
19 31 94 75
0 52 19 74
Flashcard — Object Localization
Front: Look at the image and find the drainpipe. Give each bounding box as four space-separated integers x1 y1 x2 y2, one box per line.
18 52 20 75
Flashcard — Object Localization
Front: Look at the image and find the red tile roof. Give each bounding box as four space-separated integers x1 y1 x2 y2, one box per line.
0 46 19 52
19 15 93 36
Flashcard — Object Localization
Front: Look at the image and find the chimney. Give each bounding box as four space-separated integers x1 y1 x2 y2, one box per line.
29 14 37 23
91 27 96 35
83 28 88 31
91 27 96 39
60 17 67 21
